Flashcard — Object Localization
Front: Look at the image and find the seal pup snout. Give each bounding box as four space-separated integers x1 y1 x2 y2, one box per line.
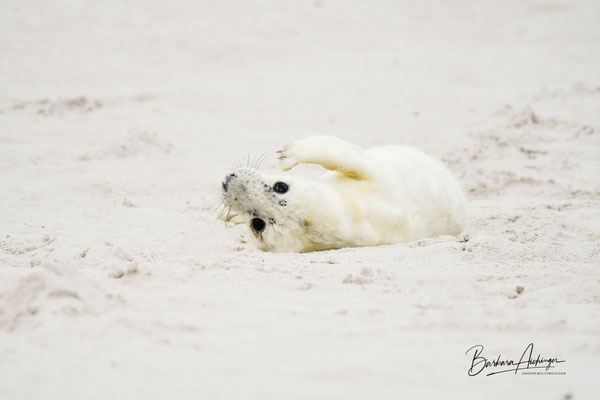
222 173 237 192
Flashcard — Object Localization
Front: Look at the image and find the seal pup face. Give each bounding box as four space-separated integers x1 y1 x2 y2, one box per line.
220 167 312 252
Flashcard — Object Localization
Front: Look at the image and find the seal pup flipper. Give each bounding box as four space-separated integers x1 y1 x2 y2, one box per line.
278 135 374 180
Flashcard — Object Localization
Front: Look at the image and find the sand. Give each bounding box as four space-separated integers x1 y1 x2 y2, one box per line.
1 0 599 398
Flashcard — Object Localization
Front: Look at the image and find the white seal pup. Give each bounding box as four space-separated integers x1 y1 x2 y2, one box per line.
219 136 466 252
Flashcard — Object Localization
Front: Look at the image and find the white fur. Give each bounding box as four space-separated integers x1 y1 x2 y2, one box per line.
219 135 466 252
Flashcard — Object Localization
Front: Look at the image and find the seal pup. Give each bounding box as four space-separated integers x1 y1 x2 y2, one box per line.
219 135 466 252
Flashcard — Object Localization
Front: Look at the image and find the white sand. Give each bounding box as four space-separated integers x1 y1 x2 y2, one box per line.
1 0 599 398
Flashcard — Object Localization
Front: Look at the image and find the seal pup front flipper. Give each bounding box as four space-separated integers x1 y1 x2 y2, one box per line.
277 135 374 180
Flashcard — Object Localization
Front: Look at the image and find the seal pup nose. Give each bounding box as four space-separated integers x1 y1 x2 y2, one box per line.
222 173 237 192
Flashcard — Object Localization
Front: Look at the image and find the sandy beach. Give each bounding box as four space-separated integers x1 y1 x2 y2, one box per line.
1 1 599 398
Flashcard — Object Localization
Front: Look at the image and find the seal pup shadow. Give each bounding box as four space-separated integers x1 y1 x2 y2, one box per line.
218 135 466 253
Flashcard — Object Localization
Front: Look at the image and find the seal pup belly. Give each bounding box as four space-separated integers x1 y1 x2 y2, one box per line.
219 135 466 252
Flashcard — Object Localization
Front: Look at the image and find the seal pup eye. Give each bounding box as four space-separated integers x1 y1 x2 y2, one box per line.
251 218 266 233
273 182 288 194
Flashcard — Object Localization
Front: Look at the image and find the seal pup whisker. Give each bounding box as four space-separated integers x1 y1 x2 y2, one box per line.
252 152 271 170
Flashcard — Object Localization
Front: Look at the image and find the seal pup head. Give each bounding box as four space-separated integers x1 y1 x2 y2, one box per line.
220 167 327 252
